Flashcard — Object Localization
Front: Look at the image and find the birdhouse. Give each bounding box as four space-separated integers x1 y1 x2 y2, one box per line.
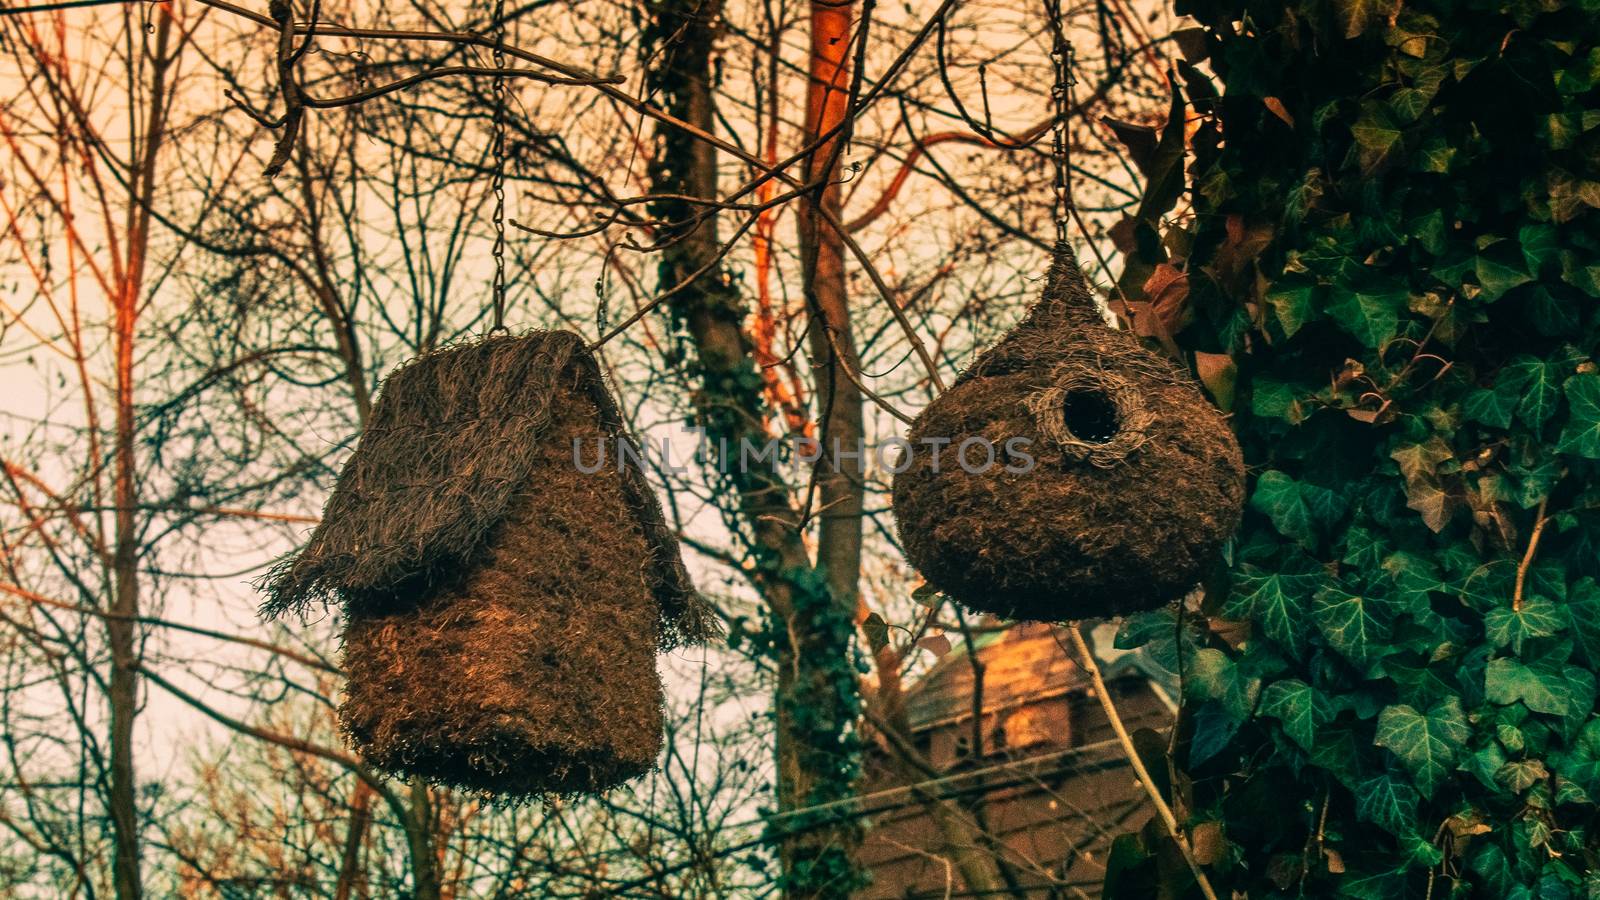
892 245 1245 622
261 330 716 796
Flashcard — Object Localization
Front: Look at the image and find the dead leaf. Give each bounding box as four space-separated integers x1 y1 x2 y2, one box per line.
1391 438 1465 533
1208 617 1252 650
1143 262 1193 334
1108 216 1139 255
1189 821 1226 865
1100 117 1159 175
1208 215 1275 289
1171 27 1209 63
1263 96 1295 128
917 634 952 658
861 613 889 653
1194 352 1238 412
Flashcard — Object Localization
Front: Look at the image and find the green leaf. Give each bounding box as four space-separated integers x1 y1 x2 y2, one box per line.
1513 357 1562 428
1475 255 1533 302
1568 578 1600 662
1250 470 1346 549
1486 657 1570 716
1351 103 1404 171
1485 599 1568 655
1335 0 1400 38
1342 524 1389 570
1251 378 1315 424
1190 701 1243 766
1314 586 1394 666
1496 758 1550 793
1374 697 1469 798
1455 559 1516 611
1552 718 1600 799
1525 287 1580 337
1187 648 1260 720
1328 287 1406 348
1558 373 1600 458
1383 551 1447 615
1520 224 1562 275
1259 678 1327 751
1415 136 1455 173
1355 772 1420 837
1466 743 1509 792
1225 566 1320 658
1462 383 1519 429
1263 281 1318 338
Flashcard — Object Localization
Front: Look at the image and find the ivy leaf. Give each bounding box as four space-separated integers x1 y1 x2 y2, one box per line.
1328 287 1406 348
1383 551 1447 615
1314 586 1394 666
1189 701 1242 767
1568 578 1600 662
1558 373 1600 458
1465 742 1509 792
1485 657 1570 716
1496 758 1550 793
1259 678 1328 751
1251 378 1315 424
1462 383 1519 429
1251 470 1346 549
1485 599 1568 654
1187 648 1261 720
1374 697 1469 798
1475 255 1533 302
1525 287 1580 337
1506 356 1561 428
1114 607 1202 676
1414 136 1456 174
1355 772 1421 837
1454 559 1516 611
1263 281 1319 339
1342 524 1389 570
1225 566 1321 659
1552 718 1600 800
1390 439 1462 532
1519 224 1562 275
1335 0 1400 38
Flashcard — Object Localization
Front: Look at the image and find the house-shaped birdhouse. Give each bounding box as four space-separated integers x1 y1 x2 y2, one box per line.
892 245 1245 622
261 330 716 797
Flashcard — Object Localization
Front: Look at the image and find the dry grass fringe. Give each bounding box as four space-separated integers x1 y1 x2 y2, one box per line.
259 330 717 650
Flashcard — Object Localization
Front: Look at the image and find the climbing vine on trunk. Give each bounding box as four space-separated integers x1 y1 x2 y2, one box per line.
1109 1 1600 896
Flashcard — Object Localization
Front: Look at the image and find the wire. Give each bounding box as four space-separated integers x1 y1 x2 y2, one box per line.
0 0 150 15
1045 0 1075 246
488 0 508 333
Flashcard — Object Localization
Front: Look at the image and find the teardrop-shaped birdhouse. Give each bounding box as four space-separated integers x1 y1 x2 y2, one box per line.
261 331 717 797
892 245 1244 622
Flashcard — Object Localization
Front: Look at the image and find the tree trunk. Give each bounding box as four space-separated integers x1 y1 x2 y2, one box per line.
404 779 441 900
108 9 176 896
642 0 864 894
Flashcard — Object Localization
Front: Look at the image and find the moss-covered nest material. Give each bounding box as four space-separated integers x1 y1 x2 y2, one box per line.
892 245 1245 622
261 330 714 796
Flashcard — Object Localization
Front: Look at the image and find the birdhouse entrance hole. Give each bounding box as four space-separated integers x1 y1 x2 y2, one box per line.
1059 388 1119 444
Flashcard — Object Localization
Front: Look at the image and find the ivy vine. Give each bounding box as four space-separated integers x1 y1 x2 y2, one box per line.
1108 0 1600 896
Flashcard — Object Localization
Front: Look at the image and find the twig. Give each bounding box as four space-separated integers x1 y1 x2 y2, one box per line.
1513 495 1551 612
1066 624 1221 900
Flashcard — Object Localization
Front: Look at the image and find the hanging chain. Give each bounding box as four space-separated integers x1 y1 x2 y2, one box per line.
1047 0 1074 246
489 0 508 333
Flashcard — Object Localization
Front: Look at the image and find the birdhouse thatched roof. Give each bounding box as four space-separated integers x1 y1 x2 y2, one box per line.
260 330 715 649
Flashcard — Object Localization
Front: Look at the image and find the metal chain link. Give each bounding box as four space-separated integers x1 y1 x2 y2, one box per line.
1046 0 1073 246
490 0 508 333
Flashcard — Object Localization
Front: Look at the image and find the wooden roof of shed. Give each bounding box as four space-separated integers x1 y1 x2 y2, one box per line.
902 622 1086 730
